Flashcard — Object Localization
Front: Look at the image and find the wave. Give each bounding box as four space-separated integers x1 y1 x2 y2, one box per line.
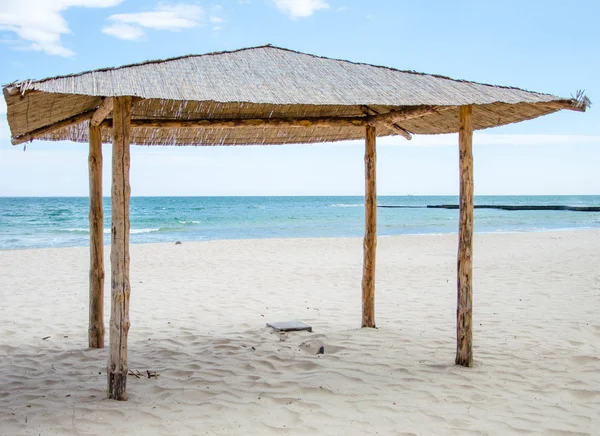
131 228 161 234
330 204 363 208
178 220 201 225
480 226 595 235
62 228 160 234
61 228 92 234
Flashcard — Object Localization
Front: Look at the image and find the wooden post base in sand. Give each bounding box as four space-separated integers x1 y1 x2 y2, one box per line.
362 124 377 328
88 124 105 349
456 105 474 367
108 96 132 400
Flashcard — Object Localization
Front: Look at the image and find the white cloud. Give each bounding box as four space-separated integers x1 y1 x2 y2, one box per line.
209 5 225 30
102 4 204 41
0 0 123 56
101 22 144 41
272 0 329 18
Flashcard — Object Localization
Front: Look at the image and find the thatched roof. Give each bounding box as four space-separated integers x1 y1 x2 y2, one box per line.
2 45 586 146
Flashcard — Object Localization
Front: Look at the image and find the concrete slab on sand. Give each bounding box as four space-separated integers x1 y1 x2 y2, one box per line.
266 320 313 332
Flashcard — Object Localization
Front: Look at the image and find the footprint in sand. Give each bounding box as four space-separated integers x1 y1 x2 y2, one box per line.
571 355 600 366
567 388 600 400
299 340 344 355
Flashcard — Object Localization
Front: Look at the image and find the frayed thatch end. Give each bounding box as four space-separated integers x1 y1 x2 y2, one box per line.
572 90 592 109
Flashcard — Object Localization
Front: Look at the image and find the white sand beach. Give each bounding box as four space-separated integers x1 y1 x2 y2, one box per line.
1 230 599 435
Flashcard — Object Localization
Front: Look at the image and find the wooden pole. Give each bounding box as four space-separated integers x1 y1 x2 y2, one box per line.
108 96 132 400
362 124 377 328
456 105 474 367
88 124 104 348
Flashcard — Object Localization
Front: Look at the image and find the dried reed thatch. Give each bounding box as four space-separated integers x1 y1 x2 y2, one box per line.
2 45 587 146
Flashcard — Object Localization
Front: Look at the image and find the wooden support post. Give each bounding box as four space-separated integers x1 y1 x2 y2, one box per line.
108 96 132 400
88 125 104 348
362 124 377 328
456 105 474 367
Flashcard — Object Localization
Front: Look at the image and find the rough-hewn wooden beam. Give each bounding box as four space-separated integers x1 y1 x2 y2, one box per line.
102 116 368 129
11 109 96 145
108 96 132 401
88 124 105 349
91 98 114 127
378 123 412 140
362 124 377 328
13 109 424 146
376 105 457 126
361 106 412 140
456 105 474 367
100 105 453 130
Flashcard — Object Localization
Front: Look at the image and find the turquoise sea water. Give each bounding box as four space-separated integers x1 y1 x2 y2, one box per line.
1 196 599 250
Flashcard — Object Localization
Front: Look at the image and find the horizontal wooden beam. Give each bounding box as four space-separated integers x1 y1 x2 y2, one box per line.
91 98 114 127
11 109 96 145
100 105 446 131
375 105 457 126
13 106 436 145
102 116 369 129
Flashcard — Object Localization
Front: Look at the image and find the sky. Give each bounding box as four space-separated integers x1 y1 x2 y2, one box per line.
0 0 598 196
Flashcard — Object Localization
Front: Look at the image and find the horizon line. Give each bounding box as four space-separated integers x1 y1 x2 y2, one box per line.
1 194 599 198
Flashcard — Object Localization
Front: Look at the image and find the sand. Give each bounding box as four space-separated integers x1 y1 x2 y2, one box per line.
0 230 599 435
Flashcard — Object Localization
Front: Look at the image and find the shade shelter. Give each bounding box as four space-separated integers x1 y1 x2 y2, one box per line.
2 45 587 400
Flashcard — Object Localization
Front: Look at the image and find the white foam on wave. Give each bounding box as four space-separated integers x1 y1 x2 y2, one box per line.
480 226 594 235
130 228 160 234
64 228 90 233
64 228 159 234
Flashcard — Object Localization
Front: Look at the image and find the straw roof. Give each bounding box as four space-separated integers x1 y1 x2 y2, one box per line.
2 45 586 146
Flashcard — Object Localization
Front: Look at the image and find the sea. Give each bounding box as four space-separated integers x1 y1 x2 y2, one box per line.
1 196 599 250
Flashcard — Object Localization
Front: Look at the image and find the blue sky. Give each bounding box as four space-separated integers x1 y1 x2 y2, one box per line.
0 0 598 196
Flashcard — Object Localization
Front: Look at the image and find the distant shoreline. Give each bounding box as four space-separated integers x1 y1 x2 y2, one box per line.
1 227 598 252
